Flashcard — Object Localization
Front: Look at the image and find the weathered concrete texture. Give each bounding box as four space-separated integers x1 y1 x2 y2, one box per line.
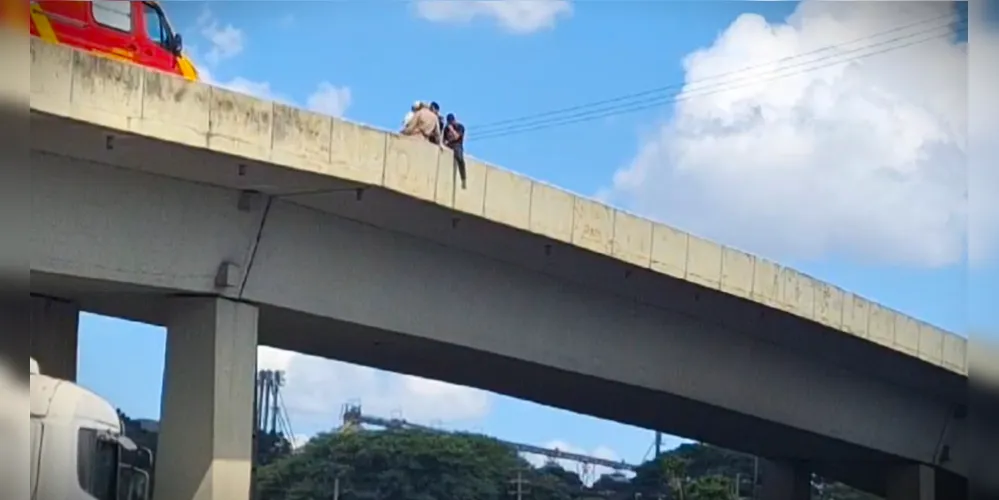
484 166 532 229
30 296 79 381
385 135 438 202
155 297 258 500
30 151 263 292
27 38 967 375
436 153 487 216
612 210 653 268
529 182 574 243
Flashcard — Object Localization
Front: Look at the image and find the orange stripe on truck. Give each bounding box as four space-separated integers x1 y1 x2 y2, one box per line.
92 49 134 64
176 54 199 81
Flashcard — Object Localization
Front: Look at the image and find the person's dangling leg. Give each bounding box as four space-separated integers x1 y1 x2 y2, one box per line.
454 145 467 189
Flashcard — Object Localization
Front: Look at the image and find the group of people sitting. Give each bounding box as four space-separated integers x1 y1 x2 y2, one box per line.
401 101 467 189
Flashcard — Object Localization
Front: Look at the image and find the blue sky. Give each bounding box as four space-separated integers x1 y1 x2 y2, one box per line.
74 0 981 476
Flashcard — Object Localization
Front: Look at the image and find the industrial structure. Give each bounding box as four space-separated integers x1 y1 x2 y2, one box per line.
255 369 292 436
253 375 642 483
339 403 637 483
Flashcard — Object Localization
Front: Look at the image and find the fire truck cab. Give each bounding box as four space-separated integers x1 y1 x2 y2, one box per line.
27 0 198 80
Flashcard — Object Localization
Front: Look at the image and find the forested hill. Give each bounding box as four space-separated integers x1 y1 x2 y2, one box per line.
118 412 879 500
254 429 881 500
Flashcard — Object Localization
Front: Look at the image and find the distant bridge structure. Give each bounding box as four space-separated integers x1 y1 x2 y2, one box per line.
339 403 638 482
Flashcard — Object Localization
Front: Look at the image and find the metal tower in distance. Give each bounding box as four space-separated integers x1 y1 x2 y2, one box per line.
256 370 286 434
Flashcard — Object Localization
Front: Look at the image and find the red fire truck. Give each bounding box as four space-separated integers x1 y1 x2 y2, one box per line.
16 0 199 80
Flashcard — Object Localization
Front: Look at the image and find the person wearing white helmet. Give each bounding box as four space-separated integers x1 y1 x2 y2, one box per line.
401 100 441 145
403 101 423 128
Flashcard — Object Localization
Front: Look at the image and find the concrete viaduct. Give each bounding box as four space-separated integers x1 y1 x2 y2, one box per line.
26 39 968 500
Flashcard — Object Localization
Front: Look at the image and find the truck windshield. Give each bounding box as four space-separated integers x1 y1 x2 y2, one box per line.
141 2 174 50
77 428 120 500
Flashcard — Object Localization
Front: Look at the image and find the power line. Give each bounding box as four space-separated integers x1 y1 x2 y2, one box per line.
472 21 963 141
471 28 962 142
470 19 965 142
470 12 956 132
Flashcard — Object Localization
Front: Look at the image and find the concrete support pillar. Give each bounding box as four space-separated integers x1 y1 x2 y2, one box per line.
154 297 258 500
886 464 935 500
29 296 79 381
758 460 811 500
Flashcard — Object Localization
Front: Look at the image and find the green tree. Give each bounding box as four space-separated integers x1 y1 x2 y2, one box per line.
532 463 583 500
670 444 753 485
661 456 690 500
630 457 668 497
686 475 734 500
625 445 879 500
591 472 631 495
232 421 884 500
257 429 531 500
258 430 294 467
814 479 882 500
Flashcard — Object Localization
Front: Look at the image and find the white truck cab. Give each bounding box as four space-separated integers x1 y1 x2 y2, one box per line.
30 358 152 500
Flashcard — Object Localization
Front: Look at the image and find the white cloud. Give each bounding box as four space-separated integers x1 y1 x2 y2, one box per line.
219 77 281 101
196 8 245 65
257 346 491 437
194 55 352 119
184 10 354 133
968 9 999 267
604 1 969 268
416 0 572 34
195 68 292 104
306 82 352 117
289 433 312 450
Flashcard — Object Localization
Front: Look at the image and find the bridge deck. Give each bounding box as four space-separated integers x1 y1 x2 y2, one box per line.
28 38 967 376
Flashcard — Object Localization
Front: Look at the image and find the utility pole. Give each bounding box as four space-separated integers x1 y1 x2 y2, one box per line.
508 469 530 500
322 466 341 500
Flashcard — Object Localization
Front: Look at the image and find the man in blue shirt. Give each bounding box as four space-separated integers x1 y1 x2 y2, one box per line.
444 113 466 189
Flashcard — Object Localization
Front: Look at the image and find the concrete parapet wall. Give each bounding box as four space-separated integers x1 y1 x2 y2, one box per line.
28 37 967 375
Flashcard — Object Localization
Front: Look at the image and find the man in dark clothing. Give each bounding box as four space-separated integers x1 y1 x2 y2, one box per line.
444 113 467 189
429 102 443 145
